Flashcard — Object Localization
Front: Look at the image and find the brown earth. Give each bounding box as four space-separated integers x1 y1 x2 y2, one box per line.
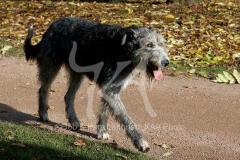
0 57 240 160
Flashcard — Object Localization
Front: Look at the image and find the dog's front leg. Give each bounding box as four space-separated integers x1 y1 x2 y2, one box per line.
97 99 110 140
101 91 150 152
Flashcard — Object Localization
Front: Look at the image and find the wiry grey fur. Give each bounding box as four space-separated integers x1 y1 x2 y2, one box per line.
24 17 169 152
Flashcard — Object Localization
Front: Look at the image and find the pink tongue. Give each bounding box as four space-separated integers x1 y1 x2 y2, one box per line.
153 70 163 81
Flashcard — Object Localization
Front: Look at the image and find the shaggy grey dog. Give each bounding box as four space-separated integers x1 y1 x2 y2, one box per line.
24 17 169 152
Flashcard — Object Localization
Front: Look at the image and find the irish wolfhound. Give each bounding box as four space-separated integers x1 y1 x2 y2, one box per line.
24 17 169 152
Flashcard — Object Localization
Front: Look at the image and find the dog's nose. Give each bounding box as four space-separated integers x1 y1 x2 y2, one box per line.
161 59 169 67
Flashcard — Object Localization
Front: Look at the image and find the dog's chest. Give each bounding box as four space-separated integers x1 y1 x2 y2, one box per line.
122 62 146 90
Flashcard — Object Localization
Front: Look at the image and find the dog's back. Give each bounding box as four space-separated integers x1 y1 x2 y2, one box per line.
24 17 130 66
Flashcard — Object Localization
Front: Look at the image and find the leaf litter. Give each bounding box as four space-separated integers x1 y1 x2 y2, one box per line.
0 0 239 78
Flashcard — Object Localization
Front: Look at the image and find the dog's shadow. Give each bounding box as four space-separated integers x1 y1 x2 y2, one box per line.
0 103 96 138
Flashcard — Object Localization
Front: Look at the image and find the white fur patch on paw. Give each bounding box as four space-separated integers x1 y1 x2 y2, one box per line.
97 133 110 140
139 139 150 152
102 133 110 140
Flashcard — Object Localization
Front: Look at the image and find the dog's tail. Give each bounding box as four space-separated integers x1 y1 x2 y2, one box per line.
24 25 41 61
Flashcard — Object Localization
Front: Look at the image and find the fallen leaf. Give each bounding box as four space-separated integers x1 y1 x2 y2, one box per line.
162 151 173 157
33 113 39 117
184 85 192 89
49 89 59 93
96 147 102 151
233 69 240 84
116 153 130 160
101 19 107 23
11 143 26 148
49 105 54 109
0 45 12 55
217 73 229 83
197 71 208 78
74 139 85 146
165 14 174 19
81 124 93 130
154 143 175 149
223 71 235 84
189 69 196 74
7 135 19 141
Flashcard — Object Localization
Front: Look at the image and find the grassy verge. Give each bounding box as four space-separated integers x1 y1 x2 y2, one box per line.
168 63 230 79
0 121 154 160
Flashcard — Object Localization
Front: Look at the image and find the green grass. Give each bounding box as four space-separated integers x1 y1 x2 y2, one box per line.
0 37 24 57
0 121 154 160
169 62 233 79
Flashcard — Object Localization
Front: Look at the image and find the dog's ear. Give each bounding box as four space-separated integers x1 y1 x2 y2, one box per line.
121 29 139 45
131 29 140 37
121 34 127 45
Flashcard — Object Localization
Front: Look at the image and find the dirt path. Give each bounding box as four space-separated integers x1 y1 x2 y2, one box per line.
0 57 240 159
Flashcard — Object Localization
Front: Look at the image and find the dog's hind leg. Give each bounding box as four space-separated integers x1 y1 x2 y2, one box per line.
97 99 110 140
102 87 150 152
64 69 84 130
38 60 61 122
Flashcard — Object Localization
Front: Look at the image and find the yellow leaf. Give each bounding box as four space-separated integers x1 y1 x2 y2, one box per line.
198 71 208 78
33 113 39 117
165 14 175 19
50 89 59 93
101 19 107 24
127 8 133 14
235 39 240 44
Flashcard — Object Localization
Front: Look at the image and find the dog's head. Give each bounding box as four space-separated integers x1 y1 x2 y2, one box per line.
122 27 169 81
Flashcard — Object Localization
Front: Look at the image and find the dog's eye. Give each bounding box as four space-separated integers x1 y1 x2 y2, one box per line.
147 42 154 48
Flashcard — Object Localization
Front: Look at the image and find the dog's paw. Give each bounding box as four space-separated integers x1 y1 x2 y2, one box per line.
97 132 110 140
135 139 150 153
39 113 49 122
70 120 80 130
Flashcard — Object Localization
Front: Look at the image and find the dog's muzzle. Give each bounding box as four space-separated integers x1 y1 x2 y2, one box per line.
161 59 169 67
147 58 169 81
